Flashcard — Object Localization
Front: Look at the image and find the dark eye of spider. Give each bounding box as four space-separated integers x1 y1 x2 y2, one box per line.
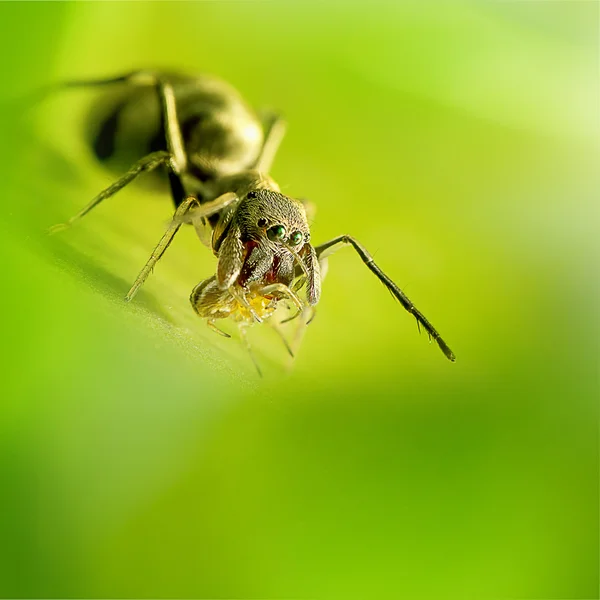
289 231 303 245
267 224 286 241
257 218 267 227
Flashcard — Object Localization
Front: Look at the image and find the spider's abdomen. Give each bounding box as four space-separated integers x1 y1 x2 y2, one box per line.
87 72 264 190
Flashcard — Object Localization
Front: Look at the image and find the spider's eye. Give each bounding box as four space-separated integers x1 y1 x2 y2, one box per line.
289 231 303 246
257 218 267 227
267 224 286 241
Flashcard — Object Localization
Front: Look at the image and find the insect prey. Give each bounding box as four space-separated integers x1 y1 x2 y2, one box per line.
46 70 455 369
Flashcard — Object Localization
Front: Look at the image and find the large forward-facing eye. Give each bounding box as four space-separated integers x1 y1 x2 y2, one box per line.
289 231 303 246
267 224 286 242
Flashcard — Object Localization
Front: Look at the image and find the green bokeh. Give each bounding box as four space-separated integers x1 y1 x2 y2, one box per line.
0 1 597 598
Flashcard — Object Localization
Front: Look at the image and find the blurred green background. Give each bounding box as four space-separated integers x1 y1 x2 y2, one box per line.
0 1 597 598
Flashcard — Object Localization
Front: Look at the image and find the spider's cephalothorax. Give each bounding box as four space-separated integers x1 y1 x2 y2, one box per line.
205 187 320 305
